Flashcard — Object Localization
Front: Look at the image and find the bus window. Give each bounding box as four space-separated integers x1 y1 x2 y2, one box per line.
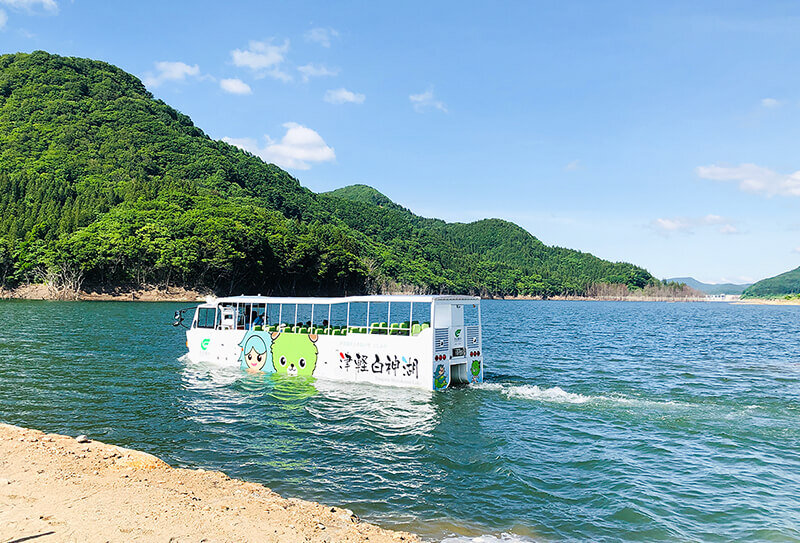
266 304 281 327
347 302 369 332
195 307 216 328
389 302 411 335
312 303 331 330
330 303 347 330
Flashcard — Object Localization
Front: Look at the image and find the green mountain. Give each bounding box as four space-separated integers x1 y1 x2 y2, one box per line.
325 184 405 211
742 267 800 298
321 186 653 295
0 51 655 297
666 277 751 296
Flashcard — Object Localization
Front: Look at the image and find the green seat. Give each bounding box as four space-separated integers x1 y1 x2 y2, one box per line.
411 323 422 335
421 323 430 331
300 327 309 334
268 325 278 332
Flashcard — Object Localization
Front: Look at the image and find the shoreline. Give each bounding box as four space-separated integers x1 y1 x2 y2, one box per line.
0 283 208 302
2 283 798 305
733 298 800 306
497 294 731 302
0 423 419 542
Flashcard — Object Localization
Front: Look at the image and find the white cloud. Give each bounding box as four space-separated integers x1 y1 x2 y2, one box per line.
564 160 580 171
297 63 338 82
142 61 201 88
697 163 800 197
231 39 291 81
0 0 57 13
409 88 447 113
0 9 6 28
304 27 338 48
324 88 365 105
793 247 800 255
223 122 335 170
652 214 738 235
761 97 781 108
219 78 252 95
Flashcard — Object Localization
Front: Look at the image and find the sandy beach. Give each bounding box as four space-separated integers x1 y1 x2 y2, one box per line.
733 298 800 306
0 423 418 543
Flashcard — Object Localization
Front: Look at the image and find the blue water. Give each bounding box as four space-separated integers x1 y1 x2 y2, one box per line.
1 300 799 542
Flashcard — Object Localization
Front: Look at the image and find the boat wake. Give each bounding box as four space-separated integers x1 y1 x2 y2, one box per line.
472 382 679 408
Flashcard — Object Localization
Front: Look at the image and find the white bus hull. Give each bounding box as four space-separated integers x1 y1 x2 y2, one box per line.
182 294 484 391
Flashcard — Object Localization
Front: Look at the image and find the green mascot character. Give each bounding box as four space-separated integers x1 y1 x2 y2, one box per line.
434 363 447 390
470 359 482 383
270 332 318 377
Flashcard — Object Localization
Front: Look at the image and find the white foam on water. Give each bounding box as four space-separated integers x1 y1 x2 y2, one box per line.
471 382 505 391
482 382 690 410
441 534 536 543
504 384 593 404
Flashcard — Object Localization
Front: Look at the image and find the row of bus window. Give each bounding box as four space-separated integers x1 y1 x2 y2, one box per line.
194 301 439 333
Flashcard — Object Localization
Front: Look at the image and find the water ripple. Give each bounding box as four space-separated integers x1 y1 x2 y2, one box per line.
2 300 800 541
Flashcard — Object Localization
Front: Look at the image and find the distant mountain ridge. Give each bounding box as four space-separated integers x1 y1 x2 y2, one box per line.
666 277 751 295
742 267 800 298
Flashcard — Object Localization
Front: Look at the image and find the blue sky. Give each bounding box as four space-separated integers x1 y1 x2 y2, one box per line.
1 1 799 283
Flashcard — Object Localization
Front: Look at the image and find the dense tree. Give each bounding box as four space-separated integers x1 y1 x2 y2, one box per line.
0 51 656 296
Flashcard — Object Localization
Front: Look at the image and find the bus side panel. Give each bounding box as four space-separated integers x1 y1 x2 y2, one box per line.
189 328 434 390
186 328 247 365
315 330 433 390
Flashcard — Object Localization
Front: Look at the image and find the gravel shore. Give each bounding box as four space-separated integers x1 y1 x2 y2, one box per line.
0 423 419 543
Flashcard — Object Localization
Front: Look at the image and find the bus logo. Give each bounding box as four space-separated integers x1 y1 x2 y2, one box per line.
455 329 461 338
201 339 210 350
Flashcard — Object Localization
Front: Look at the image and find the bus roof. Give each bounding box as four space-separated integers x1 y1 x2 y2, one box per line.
206 294 480 305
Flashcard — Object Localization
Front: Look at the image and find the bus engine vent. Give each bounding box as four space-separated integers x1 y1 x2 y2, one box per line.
434 328 449 352
466 325 480 347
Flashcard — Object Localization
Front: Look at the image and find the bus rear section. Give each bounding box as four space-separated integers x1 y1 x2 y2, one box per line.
432 299 483 389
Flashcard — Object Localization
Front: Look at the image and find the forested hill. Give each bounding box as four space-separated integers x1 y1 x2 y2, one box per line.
742 267 800 298
321 185 653 294
0 51 655 297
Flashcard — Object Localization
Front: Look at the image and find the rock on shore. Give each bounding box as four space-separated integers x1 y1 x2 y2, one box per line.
0 423 419 542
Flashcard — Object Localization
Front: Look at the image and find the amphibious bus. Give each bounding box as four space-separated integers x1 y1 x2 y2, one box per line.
178 295 483 391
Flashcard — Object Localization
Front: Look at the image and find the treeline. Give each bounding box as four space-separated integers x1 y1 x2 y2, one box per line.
0 51 657 297
742 266 800 298
586 281 703 300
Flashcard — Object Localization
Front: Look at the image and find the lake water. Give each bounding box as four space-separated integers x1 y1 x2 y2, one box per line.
1 300 799 541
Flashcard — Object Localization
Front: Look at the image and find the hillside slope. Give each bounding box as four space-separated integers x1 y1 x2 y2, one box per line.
0 51 654 297
742 267 800 298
